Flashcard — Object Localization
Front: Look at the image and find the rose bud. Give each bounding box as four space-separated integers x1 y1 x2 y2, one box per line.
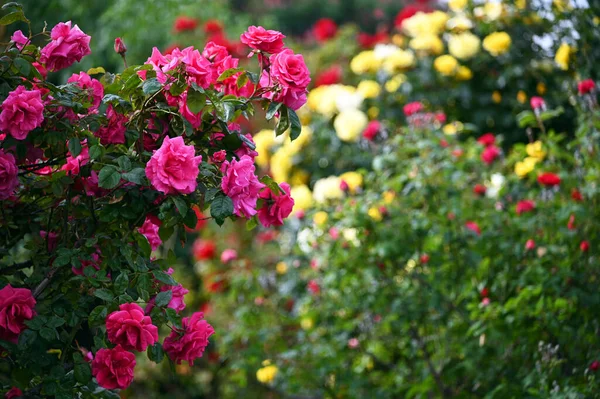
114 37 127 55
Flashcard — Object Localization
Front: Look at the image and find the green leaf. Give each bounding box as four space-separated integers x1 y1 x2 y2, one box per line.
246 71 259 84
68 138 82 157
98 165 121 189
89 145 103 160
237 73 249 89
246 216 258 231
74 359 92 384
165 308 182 329
260 175 284 194
210 195 234 226
172 196 188 217
114 272 129 293
13 57 30 76
53 253 72 267
153 270 177 286
87 67 106 75
147 343 165 364
47 316 65 329
155 290 172 307
142 78 162 95
217 67 245 82
289 108 302 141
88 305 108 327
516 111 536 128
0 10 28 25
158 225 174 242
187 88 206 114
39 327 56 342
116 156 132 172
266 102 282 121
93 289 114 302
183 206 198 229
275 106 290 136
122 167 146 185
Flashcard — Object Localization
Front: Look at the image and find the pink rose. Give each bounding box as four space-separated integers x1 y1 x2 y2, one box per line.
211 150 227 164
61 139 89 176
181 47 214 89
72 247 101 275
40 21 91 72
261 49 310 110
221 155 265 218
145 284 189 314
163 312 214 365
481 145 500 164
240 26 286 54
179 90 203 128
0 284 36 343
403 102 423 116
202 41 229 63
146 136 202 195
138 216 162 251
95 105 127 145
465 221 481 235
91 345 136 390
257 182 294 227
363 120 381 141
0 149 19 200
515 199 535 215
220 249 238 264
106 303 158 352
11 30 28 50
235 133 259 159
0 86 44 140
67 72 104 111
5 387 23 399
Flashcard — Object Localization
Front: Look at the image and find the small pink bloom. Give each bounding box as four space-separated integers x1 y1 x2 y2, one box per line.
403 101 423 116
33 62 48 79
567 214 576 230
0 86 44 140
477 133 496 147
40 230 59 252
91 345 136 390
329 227 340 240
235 133 259 160
525 239 536 251
72 248 101 275
114 37 127 55
221 155 265 218
515 199 535 215
420 254 430 264
590 360 600 371
465 221 481 235
211 150 227 164
257 182 294 227
146 284 189 314
40 21 91 72
220 249 238 264
0 149 19 200
240 26 286 54
363 120 381 141
146 136 202 195
348 338 359 348
95 105 127 145
0 285 36 343
481 145 501 164
106 303 158 352
307 280 320 295
481 297 490 306
580 240 590 252
61 140 89 176
67 72 104 111
530 96 545 110
11 30 28 50
163 312 214 365
138 216 162 251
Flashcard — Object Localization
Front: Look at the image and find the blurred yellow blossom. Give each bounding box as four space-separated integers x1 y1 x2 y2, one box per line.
313 176 344 203
516 0 527 9
484 2 503 20
382 49 415 72
290 170 309 186
443 121 464 135
334 109 368 142
385 74 406 92
307 85 356 117
403 11 448 37
537 82 547 95
350 51 381 74
270 148 292 183
492 91 502 103
368 207 383 221
434 55 459 76
409 34 444 55
357 80 381 99
526 141 546 160
256 365 278 384
340 171 363 193
448 32 481 60
517 90 527 104
368 106 380 119
276 261 288 275
553 0 571 11
448 0 467 11
515 157 538 178
392 34 405 47
483 32 511 56
447 15 473 32
300 317 314 330
313 211 329 226
290 185 313 212
253 129 276 168
456 66 473 80
555 43 574 70
383 191 396 204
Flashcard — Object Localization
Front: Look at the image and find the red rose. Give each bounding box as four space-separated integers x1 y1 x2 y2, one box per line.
481 145 501 164
204 20 223 35
308 280 320 295
571 189 583 202
480 287 489 297
477 133 496 147
163 312 214 365
357 31 388 49
315 64 342 87
580 240 590 252
567 214 576 230
537 172 561 187
105 303 158 352
313 18 338 42
363 120 381 141
515 199 536 215
403 101 423 116
473 184 487 196
5 387 22 399
465 221 481 235
420 254 430 264
590 360 600 371
578 79 595 95
0 285 36 343
91 345 136 390
173 16 198 33
193 239 216 260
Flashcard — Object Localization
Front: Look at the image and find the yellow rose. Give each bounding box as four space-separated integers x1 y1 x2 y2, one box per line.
357 80 381 99
447 15 473 31
270 148 292 183
308 85 356 117
300 317 314 330
368 207 383 222
276 261 288 275
443 121 464 135
514 157 538 178
492 91 502 103
526 140 546 160
517 90 527 104
253 129 276 168
382 49 415 73
368 106 380 119
456 66 473 80
334 109 368 142
392 34 405 47
434 55 459 76
256 365 279 384
448 32 481 60
290 185 313 212
350 51 381 74
339 171 363 193
448 0 467 11
484 2 503 20
409 34 444 55
290 170 309 186
382 190 396 204
385 74 406 92
313 176 344 203
483 32 512 56
313 211 328 226
555 42 574 71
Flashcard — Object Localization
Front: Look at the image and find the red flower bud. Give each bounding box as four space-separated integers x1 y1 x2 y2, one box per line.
114 37 127 55
578 79 595 95
480 287 489 297
420 254 430 264
580 240 590 252
525 239 535 251
530 96 545 110
590 360 600 371
473 184 487 196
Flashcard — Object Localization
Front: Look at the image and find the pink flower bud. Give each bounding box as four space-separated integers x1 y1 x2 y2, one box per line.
525 239 535 251
114 37 127 55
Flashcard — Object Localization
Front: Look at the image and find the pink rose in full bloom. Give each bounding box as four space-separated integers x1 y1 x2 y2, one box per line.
0 86 44 140
91 345 136 390
5 387 23 399
106 303 158 352
257 182 294 227
0 284 36 343
240 26 286 54
67 72 104 111
221 155 265 218
146 136 202 195
515 199 536 215
40 21 91 72
61 140 89 176
481 145 501 164
95 105 127 145
138 216 162 251
220 249 238 264
0 149 19 200
163 312 215 365
260 49 310 110
11 30 28 50
203 41 229 63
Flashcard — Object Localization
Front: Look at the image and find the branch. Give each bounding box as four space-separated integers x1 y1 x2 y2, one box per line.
0 260 33 275
410 327 449 398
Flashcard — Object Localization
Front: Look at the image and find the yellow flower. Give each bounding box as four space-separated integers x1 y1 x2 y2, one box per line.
307 85 357 117
448 0 467 11
339 171 363 193
553 0 571 11
403 11 448 37
253 129 276 168
514 157 538 178
448 32 481 60
447 15 473 31
526 140 546 160
443 121 464 135
391 34 405 47
516 0 527 9
382 49 415 73
313 176 344 203
555 42 574 71
434 55 459 76
256 365 279 384
290 170 309 186
290 185 313 212
368 106 380 119
300 317 314 330
313 211 328 226
350 51 381 74
409 34 444 55
492 91 502 103
517 90 527 104
276 261 288 275
385 74 406 92
296 105 311 125
368 207 383 222
382 191 395 204
484 2 503 20
270 148 292 183
483 32 511 56
357 80 381 99
537 82 547 95
456 66 473 80
334 109 368 142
